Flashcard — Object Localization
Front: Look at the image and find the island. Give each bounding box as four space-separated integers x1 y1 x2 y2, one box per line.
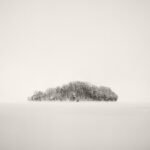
28 81 118 102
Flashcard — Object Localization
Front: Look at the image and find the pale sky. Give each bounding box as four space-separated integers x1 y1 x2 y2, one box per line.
0 0 150 103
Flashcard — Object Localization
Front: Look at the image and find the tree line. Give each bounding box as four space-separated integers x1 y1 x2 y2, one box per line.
29 81 118 102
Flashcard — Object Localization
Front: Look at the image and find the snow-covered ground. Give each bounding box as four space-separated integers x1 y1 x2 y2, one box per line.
0 102 150 150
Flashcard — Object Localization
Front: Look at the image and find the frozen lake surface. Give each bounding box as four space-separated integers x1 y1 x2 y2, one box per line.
0 102 150 150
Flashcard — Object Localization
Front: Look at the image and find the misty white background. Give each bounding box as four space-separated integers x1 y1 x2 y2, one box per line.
0 0 150 103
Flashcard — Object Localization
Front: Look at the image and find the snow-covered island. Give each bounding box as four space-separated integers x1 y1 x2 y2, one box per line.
29 81 118 102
